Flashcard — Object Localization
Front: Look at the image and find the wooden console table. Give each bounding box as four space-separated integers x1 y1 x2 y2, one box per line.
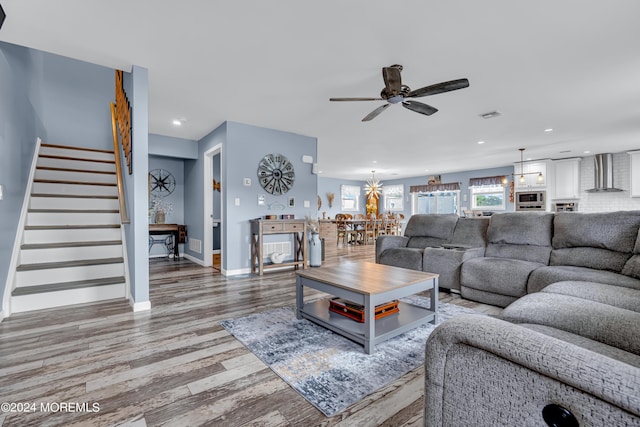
149 224 187 258
250 219 307 275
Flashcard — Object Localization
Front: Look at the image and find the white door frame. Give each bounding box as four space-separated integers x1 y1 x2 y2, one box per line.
203 144 223 270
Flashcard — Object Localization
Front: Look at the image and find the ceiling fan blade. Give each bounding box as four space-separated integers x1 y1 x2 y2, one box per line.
407 78 469 98
382 66 402 97
402 100 438 116
362 104 391 122
330 97 383 101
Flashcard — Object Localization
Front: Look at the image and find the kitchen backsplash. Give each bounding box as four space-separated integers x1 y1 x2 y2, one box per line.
578 152 640 212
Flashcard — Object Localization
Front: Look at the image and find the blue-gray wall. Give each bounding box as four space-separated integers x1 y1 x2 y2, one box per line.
185 121 318 273
317 176 367 219
0 42 46 315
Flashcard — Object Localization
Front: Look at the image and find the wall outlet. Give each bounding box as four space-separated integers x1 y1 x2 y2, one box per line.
235 197 240 206
243 178 251 186
303 200 310 208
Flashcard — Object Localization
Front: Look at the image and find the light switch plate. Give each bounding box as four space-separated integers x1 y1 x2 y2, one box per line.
0 184 3 200
303 200 310 208
243 178 251 186
235 197 240 206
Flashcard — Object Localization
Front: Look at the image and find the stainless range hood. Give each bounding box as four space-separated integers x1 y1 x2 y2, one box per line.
585 153 623 192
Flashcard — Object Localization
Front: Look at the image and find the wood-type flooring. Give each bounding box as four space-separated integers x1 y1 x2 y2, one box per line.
0 243 501 427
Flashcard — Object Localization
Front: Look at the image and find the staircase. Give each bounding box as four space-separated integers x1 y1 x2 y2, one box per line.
10 143 128 313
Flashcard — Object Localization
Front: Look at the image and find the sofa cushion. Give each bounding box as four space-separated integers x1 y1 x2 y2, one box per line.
450 217 490 247
553 211 640 253
484 212 553 264
378 247 424 271
550 211 640 272
501 292 640 355
527 265 640 294
460 257 545 298
487 212 554 247
423 246 485 291
550 247 630 272
403 214 458 240
540 281 640 313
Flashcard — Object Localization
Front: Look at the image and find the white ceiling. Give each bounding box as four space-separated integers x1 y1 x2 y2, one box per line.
2 0 640 180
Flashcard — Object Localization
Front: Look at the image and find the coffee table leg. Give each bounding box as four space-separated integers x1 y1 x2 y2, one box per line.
430 277 439 324
296 276 303 320
364 295 374 354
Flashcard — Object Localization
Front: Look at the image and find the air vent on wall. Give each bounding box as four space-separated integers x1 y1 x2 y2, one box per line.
479 110 501 119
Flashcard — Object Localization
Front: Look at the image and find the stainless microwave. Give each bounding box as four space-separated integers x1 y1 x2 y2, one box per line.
515 191 546 211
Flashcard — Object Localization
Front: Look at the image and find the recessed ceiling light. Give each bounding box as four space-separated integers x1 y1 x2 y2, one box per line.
172 119 182 126
544 128 553 132
372 160 377 164
584 150 591 154
477 141 485 145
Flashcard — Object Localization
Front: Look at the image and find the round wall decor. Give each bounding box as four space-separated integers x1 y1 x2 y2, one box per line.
149 168 176 197
257 153 295 195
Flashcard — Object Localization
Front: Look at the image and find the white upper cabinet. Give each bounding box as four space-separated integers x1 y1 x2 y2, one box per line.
514 161 547 189
553 158 581 199
628 151 640 197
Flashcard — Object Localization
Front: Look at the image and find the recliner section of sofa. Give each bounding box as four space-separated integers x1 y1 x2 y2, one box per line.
460 212 553 306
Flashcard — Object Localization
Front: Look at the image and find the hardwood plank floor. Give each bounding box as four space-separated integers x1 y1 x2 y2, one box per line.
0 243 501 427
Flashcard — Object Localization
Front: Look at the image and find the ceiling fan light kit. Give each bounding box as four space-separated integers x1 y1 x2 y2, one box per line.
330 64 469 121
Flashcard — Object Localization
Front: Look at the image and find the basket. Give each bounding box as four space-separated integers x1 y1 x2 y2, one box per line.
328 298 399 323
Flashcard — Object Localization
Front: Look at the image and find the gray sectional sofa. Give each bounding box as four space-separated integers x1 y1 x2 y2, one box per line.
376 211 640 425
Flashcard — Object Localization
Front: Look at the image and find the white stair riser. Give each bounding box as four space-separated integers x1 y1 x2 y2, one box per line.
39 146 115 162
27 212 121 226
16 263 125 287
36 169 117 184
23 227 121 244
37 157 116 173
11 284 126 313
30 196 119 210
19 245 123 264
32 182 118 197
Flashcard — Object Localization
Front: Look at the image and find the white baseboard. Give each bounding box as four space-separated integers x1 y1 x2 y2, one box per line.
222 267 252 276
182 253 204 266
130 299 151 312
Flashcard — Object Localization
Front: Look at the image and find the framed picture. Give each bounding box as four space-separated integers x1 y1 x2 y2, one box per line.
288 197 295 207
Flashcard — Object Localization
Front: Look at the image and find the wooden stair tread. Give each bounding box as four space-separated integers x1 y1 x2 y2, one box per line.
28 209 120 214
31 193 118 199
21 240 122 250
36 166 116 175
39 154 115 164
17 257 124 271
40 143 114 154
34 178 116 187
12 276 125 296
24 224 121 230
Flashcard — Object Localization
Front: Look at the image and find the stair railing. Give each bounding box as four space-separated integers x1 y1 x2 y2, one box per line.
111 101 130 224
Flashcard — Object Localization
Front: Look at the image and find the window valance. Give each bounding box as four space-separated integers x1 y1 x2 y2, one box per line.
468 175 507 187
409 182 460 193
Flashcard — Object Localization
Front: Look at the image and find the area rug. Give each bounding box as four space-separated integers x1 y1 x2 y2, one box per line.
220 296 477 417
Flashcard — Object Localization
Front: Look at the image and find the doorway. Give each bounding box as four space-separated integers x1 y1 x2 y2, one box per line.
204 145 222 271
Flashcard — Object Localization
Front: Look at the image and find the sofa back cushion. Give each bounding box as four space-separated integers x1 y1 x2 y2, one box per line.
404 214 458 248
484 212 553 263
551 211 640 272
451 217 490 247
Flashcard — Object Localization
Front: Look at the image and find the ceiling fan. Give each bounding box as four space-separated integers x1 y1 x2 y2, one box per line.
330 64 469 121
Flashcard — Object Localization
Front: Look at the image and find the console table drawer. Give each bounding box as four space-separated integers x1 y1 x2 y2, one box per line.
283 222 305 232
263 223 284 232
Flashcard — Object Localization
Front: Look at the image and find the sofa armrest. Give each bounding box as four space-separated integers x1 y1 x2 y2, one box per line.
425 315 640 426
375 235 409 263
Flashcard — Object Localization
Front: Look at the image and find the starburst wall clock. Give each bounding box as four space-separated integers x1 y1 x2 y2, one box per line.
257 153 295 195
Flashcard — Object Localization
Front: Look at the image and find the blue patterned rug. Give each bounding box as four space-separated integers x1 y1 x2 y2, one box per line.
220 296 477 417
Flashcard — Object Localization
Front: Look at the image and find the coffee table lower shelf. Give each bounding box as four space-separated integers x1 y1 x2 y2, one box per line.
299 299 436 348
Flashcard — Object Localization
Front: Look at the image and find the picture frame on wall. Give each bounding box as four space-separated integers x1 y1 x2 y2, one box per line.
288 197 295 207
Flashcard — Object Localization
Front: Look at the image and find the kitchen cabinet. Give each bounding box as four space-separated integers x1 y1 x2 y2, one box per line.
514 161 547 189
553 158 581 199
629 151 640 197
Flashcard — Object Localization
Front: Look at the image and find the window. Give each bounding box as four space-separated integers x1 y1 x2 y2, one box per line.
412 191 459 215
341 185 361 212
470 185 506 210
383 184 404 212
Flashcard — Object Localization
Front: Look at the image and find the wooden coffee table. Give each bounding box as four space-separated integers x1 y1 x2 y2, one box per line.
295 262 439 354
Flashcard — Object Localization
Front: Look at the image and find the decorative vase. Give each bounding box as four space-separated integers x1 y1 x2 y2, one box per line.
155 210 166 224
309 232 322 267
